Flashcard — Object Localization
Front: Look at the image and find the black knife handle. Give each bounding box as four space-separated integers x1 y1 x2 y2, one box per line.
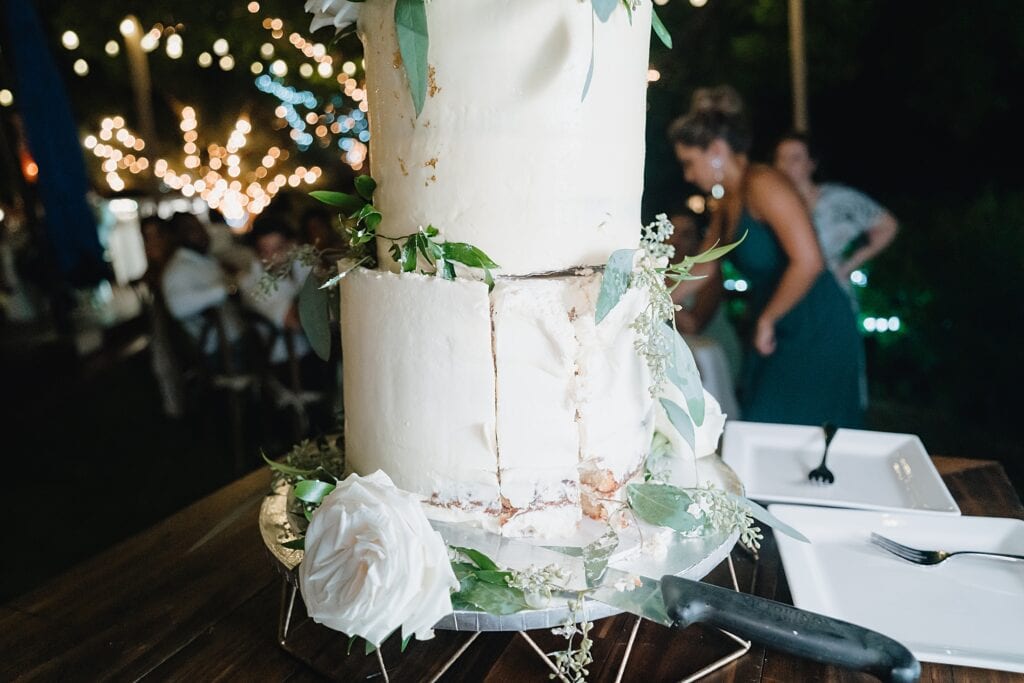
661 575 920 683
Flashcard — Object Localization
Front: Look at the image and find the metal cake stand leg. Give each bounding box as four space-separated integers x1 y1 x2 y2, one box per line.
278 579 299 644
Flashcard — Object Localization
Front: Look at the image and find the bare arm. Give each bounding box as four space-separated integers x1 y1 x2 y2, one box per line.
837 210 898 280
747 167 824 355
676 266 723 334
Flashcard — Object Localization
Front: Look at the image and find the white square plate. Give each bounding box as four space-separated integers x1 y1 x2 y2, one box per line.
721 421 959 514
771 505 1024 673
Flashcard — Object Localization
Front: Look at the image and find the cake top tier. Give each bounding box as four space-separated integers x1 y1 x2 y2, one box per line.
358 0 655 276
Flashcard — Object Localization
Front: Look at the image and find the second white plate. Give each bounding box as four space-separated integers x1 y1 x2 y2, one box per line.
721 421 959 514
771 505 1024 673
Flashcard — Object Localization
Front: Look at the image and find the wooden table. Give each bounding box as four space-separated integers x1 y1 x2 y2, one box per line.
3 457 1022 682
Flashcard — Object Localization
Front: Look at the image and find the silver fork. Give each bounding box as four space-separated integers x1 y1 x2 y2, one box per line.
870 532 1024 565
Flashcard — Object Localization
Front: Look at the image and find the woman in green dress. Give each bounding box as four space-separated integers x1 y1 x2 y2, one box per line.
668 87 863 427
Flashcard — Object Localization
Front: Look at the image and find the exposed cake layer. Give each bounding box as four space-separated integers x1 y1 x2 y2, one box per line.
358 0 653 275
339 268 656 537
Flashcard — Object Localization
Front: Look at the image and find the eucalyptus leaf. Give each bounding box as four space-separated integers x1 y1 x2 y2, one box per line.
365 638 377 655
452 577 530 615
661 323 705 426
451 546 499 571
652 8 672 49
581 13 596 101
582 529 619 587
727 493 811 543
658 397 695 453
347 634 358 656
309 190 364 215
394 0 429 117
592 0 618 22
595 248 636 324
401 634 413 653
354 175 377 201
687 230 746 265
293 479 336 505
298 271 332 362
626 482 699 533
281 538 305 550
262 451 318 478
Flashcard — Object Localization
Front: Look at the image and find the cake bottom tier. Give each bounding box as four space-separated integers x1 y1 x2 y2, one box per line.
339 267 656 538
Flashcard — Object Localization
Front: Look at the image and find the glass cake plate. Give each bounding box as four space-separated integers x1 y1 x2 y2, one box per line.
260 456 742 632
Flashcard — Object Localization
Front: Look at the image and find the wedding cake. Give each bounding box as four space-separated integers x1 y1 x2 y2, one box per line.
336 0 712 537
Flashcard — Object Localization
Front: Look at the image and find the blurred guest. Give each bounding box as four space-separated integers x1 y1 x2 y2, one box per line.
161 212 243 359
299 206 341 250
774 132 899 303
669 86 862 427
139 216 183 416
239 215 311 365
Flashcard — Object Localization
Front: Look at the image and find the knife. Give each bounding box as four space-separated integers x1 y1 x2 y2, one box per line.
431 520 920 683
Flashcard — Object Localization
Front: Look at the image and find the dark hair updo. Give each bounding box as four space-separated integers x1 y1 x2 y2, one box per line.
667 85 752 155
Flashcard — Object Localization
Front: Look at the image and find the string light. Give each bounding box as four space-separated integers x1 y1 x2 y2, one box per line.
105 40 120 56
0 89 13 107
73 59 90 76
213 38 229 56
165 33 183 59
119 17 137 37
85 108 321 219
61 31 80 50
219 55 236 71
198 51 213 67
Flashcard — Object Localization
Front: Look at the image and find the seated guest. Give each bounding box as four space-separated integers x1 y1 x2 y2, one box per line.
161 212 243 359
239 215 312 365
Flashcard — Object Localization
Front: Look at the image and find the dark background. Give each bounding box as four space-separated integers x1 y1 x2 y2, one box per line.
1 0 1021 600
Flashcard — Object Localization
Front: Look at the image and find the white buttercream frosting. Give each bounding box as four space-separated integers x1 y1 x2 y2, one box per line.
358 0 652 275
339 268 653 537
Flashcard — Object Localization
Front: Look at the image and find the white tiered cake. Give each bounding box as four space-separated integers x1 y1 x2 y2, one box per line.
339 0 685 537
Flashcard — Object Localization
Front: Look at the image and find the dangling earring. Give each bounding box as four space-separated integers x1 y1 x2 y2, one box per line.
711 157 725 199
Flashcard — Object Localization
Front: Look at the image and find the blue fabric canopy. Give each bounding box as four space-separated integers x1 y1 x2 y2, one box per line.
3 0 105 285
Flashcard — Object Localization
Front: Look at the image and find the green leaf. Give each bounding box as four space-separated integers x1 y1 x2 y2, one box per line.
298 271 332 362
310 190 363 215
365 638 377 655
441 242 499 270
687 230 746 265
354 175 377 201
596 249 636 324
451 561 478 582
399 238 418 272
626 483 700 533
473 569 513 586
262 451 318 478
582 529 619 587
452 577 530 615
592 0 618 22
347 634 358 656
440 260 456 281
622 0 633 24
451 546 500 571
293 479 336 505
401 634 413 652
659 397 696 453
282 538 305 550
661 323 705 426
652 8 672 49
394 0 429 117
727 494 810 543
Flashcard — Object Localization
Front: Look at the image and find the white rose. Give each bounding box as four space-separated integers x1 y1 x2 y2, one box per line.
298 470 459 646
304 0 361 33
